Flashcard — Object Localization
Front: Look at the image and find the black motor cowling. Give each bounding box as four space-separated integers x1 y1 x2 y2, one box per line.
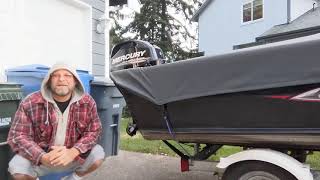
110 40 165 71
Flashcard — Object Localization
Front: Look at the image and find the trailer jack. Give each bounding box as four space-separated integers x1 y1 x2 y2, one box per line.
162 140 222 172
180 158 189 172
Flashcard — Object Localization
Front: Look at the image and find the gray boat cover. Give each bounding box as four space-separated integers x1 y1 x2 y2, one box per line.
110 38 320 105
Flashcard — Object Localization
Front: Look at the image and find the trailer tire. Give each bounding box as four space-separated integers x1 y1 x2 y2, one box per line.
221 160 297 180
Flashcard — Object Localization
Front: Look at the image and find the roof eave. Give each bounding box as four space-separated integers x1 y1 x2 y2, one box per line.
257 25 320 41
191 0 213 22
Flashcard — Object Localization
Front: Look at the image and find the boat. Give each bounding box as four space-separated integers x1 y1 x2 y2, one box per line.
110 38 320 151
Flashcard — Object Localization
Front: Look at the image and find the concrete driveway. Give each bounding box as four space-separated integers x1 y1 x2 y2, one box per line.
84 150 218 180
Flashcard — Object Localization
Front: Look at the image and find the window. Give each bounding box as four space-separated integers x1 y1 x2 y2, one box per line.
253 0 263 20
242 0 263 23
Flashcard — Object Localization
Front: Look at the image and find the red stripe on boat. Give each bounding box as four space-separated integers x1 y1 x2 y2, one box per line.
265 95 291 99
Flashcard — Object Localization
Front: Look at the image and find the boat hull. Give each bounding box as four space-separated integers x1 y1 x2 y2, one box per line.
118 84 320 150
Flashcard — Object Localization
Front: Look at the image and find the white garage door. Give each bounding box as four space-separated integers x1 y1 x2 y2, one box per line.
0 0 92 82
0 0 17 81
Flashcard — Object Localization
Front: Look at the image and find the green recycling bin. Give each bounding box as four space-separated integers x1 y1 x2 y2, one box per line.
0 83 23 180
90 79 126 157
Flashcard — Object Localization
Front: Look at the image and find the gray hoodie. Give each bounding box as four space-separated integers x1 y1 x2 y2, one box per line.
40 62 85 146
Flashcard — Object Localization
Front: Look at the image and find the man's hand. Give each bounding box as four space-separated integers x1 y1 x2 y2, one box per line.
49 146 80 167
40 146 67 167
40 153 54 167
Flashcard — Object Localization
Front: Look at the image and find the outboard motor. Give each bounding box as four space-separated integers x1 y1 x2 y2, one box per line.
110 40 165 136
110 40 165 71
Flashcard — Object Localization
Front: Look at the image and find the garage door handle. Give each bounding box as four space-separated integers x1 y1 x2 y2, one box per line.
0 141 8 146
109 124 118 127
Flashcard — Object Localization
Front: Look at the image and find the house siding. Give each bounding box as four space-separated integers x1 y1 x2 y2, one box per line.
198 0 288 56
81 0 106 77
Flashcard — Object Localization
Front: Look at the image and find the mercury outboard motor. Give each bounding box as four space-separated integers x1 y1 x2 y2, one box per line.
110 40 165 71
111 40 165 136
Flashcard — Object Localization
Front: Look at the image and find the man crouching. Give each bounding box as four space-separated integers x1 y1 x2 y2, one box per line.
7 63 105 180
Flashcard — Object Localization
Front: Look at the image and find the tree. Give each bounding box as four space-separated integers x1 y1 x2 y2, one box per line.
111 0 202 61
109 10 130 50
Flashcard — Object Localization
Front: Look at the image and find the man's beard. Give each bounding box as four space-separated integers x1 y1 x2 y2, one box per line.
52 86 71 96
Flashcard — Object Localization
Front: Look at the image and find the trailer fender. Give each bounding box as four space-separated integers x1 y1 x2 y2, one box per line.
216 149 313 180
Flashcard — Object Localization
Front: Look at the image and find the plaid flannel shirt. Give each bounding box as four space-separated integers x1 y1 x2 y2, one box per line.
7 91 102 165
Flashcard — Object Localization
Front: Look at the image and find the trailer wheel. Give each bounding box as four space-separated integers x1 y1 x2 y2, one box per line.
221 160 297 180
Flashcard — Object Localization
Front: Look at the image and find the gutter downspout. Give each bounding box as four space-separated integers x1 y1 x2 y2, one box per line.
287 0 291 23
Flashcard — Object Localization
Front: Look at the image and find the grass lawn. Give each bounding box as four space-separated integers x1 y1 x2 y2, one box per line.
120 118 320 169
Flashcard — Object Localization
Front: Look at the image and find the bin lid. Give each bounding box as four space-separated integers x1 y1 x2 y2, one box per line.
0 83 23 101
91 77 115 87
77 69 90 74
6 64 90 73
6 64 49 73
77 70 94 81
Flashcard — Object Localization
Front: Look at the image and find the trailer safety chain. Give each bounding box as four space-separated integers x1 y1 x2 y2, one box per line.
163 104 192 158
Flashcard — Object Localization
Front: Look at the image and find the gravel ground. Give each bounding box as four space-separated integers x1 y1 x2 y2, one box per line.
84 150 218 180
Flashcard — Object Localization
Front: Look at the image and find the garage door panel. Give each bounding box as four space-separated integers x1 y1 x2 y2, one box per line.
0 0 16 82
22 0 92 71
1 0 95 81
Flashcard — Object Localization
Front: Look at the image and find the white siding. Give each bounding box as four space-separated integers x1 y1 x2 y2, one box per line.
198 0 288 56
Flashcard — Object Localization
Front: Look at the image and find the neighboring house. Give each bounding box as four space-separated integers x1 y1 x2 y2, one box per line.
192 0 319 56
235 6 320 49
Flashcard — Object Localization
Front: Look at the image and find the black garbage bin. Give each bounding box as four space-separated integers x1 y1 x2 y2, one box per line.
0 83 23 180
90 78 126 157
